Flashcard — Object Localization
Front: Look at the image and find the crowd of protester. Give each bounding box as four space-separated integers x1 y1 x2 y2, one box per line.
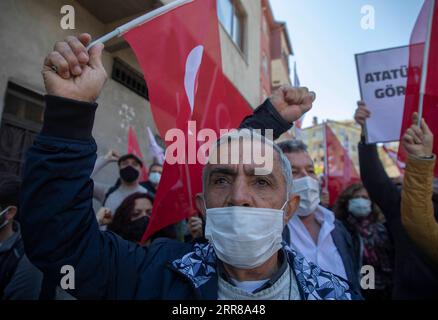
1 33 437 300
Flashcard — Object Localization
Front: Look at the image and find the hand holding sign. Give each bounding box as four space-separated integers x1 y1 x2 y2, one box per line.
354 101 371 132
355 46 409 143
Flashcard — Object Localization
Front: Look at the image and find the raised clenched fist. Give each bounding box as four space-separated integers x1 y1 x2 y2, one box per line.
270 86 316 123
42 33 107 103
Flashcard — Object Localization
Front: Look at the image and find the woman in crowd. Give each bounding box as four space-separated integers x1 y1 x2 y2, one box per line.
106 192 153 244
333 183 393 299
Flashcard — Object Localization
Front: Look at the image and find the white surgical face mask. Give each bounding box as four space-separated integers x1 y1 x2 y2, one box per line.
292 176 320 217
204 202 287 269
148 172 161 185
348 198 372 218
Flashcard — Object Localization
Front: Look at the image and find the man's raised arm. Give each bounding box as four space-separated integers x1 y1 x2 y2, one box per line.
239 86 316 140
19 34 148 299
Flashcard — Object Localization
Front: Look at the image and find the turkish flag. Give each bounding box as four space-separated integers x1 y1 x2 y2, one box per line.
127 126 149 182
325 124 360 206
123 0 252 241
399 0 438 177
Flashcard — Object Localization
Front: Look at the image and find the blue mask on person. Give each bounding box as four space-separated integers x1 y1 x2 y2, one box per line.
348 198 372 218
148 172 161 185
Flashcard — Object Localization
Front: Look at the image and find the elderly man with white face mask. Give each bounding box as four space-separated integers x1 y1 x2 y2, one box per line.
195 130 359 300
277 140 361 293
19 34 361 300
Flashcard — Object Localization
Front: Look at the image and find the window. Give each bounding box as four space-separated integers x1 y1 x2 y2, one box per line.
282 48 290 72
262 16 268 36
3 83 44 124
0 82 44 175
261 89 268 101
262 52 269 77
112 58 148 99
217 0 246 53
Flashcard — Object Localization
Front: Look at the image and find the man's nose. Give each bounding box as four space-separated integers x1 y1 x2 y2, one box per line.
300 168 310 177
228 178 253 207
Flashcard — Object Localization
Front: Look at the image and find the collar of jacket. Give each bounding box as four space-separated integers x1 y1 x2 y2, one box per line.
169 242 355 300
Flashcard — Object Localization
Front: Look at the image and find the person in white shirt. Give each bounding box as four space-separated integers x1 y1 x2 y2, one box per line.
278 140 360 292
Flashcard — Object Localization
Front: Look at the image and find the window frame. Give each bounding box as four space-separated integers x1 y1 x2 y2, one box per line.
217 0 247 56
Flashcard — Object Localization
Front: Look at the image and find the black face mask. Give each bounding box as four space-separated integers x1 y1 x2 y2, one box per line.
120 166 140 183
123 216 149 243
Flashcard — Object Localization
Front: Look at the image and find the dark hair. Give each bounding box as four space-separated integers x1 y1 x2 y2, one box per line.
107 192 153 235
149 162 163 172
277 139 308 154
333 183 382 224
0 172 21 208
118 154 143 168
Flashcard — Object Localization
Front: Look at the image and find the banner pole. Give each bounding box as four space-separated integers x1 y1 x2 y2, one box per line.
87 0 194 50
323 121 329 193
417 0 435 126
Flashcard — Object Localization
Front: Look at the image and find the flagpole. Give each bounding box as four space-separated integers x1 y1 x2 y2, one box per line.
87 0 194 50
417 0 435 126
323 121 329 193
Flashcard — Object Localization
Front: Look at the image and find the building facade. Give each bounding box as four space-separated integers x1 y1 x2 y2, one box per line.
0 0 294 186
300 119 401 179
260 0 293 102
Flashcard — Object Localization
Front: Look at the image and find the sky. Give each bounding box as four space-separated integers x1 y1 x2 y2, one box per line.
270 0 425 127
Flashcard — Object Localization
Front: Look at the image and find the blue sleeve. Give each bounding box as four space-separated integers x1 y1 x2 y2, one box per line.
19 96 149 299
2 255 43 300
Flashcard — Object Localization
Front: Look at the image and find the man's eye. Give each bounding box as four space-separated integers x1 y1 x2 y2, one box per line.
255 179 270 186
213 177 229 185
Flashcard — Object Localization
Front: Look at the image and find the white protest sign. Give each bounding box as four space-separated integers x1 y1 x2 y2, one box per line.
355 46 409 143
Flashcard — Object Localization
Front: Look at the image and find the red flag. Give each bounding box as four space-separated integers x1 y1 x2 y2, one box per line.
123 0 252 241
325 124 360 206
399 0 438 177
127 126 149 182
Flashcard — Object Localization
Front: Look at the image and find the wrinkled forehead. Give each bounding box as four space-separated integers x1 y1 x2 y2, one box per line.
286 151 313 167
206 135 278 176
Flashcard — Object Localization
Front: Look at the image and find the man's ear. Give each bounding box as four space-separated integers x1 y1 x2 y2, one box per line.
5 206 17 220
284 195 300 224
195 193 206 217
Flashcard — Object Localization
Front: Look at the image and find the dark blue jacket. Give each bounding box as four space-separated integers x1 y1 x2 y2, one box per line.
19 96 361 300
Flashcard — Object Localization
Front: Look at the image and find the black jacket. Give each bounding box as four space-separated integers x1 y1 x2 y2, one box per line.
358 140 438 299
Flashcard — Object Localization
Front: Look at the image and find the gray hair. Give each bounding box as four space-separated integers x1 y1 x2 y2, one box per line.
277 139 308 154
202 129 294 197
